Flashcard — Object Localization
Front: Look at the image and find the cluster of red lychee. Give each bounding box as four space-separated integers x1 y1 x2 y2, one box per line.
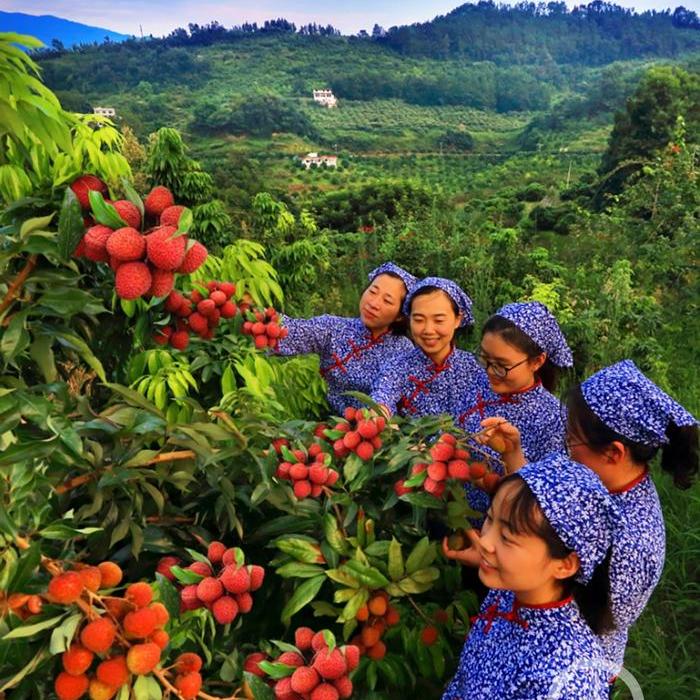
158 541 264 625
172 652 204 700
394 433 500 500
48 562 172 700
273 439 340 499
69 176 208 301
241 307 288 350
245 628 359 700
0 589 43 619
154 281 238 350
329 407 385 462
349 591 399 660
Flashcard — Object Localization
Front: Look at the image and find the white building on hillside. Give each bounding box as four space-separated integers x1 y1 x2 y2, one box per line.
300 152 338 169
312 89 338 108
93 107 116 117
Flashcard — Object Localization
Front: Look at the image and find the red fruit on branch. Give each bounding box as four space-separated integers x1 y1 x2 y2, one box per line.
125 582 153 607
294 627 315 651
430 442 454 462
97 562 123 589
96 655 129 687
69 174 108 210
160 205 185 228
106 227 145 262
146 226 187 271
170 330 190 351
84 225 113 262
207 541 226 564
123 607 158 638
469 462 487 480
126 642 161 675
175 671 203 699
355 441 374 461
48 572 84 604
62 645 94 676
196 577 224 604
447 460 470 480
80 618 117 654
420 625 439 646
212 595 239 624
112 200 141 229
427 462 447 482
148 268 174 298
144 186 175 217
175 652 203 673
54 671 89 700
115 262 151 300
291 666 321 694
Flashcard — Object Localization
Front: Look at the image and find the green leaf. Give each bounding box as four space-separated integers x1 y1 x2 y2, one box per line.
54 331 106 382
388 538 404 581
171 565 204 585
57 187 85 261
103 382 164 416
156 574 182 622
258 661 296 679
175 207 193 236
326 569 360 588
323 513 347 554
0 647 49 692
121 177 145 220
281 575 325 624
1 309 30 363
38 523 101 539
29 335 57 382
133 674 162 700
276 562 326 579
8 542 41 592
3 614 66 639
89 189 128 229
50 612 83 654
20 214 54 237
405 537 436 575
244 673 275 700
343 560 390 588
276 538 323 565
338 588 369 622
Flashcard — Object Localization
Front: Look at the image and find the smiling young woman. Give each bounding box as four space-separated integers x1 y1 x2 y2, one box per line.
441 454 616 700
274 262 417 415
370 277 482 420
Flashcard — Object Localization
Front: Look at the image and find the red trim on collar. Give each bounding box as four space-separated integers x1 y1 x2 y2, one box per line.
514 594 574 611
458 379 542 426
426 343 456 372
398 345 455 414
608 469 650 495
319 326 391 377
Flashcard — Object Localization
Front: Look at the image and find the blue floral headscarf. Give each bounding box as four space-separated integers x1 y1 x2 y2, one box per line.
581 360 697 447
404 277 474 327
494 301 573 368
368 262 418 295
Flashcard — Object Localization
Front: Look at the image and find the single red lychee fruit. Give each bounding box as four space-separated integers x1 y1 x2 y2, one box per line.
294 627 315 651
123 607 158 639
62 644 94 676
311 684 340 700
148 268 174 298
291 666 320 694
160 205 185 228
175 671 202 700
69 174 108 210
106 226 145 262
177 241 208 275
84 225 113 262
219 564 250 594
355 441 374 461
146 226 187 271
170 330 190 351
196 577 224 604
125 582 153 607
80 617 117 654
48 572 84 604
207 541 226 564
420 625 439 646
115 262 152 300
312 647 347 680
235 591 253 613
144 186 175 218
96 655 129 687
54 671 89 700
112 200 141 229
126 642 161 675
212 595 239 624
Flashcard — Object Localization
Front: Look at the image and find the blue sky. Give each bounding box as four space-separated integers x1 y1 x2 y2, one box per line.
0 0 694 37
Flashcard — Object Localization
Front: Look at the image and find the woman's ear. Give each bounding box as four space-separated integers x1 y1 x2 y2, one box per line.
530 352 547 373
454 312 463 330
603 440 627 466
553 551 580 581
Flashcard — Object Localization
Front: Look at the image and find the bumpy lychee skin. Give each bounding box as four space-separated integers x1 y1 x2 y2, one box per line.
77 566 102 593
126 642 161 675
294 626 315 651
175 652 203 674
235 591 253 613
277 652 305 667
212 595 239 624
291 666 320 694
333 676 353 699
175 671 202 699
148 268 175 298
160 205 185 228
170 330 190 351
243 652 268 677
180 584 201 611
176 241 208 274
311 631 329 652
196 577 224 604
80 617 117 654
69 174 108 210
220 564 250 594
312 647 347 680
125 582 153 607
249 565 265 591
48 571 84 604
84 225 113 263
366 640 386 659
207 540 226 564
88 678 118 700
341 645 360 672
188 561 213 577
115 262 152 300
62 645 94 676
150 628 170 650
164 290 186 313
144 186 175 218
54 671 89 700
146 226 187 271
188 312 208 334
149 602 170 628
123 607 158 639
106 227 146 262
96 655 129 687
311 683 340 700
112 200 142 229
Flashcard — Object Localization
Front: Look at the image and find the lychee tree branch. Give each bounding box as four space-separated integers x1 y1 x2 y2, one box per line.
54 450 197 495
0 254 38 319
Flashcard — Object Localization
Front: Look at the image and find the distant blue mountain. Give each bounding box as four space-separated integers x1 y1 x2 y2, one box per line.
0 11 131 49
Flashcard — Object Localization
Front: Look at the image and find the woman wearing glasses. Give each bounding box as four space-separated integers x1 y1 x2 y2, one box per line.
456 301 573 522
475 360 698 680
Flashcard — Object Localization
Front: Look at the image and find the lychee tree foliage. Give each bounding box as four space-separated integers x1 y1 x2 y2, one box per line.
0 36 501 700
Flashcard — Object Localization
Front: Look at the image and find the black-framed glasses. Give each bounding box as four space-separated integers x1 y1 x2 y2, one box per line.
476 354 531 379
564 438 590 457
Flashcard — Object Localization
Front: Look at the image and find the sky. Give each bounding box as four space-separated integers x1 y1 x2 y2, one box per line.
1 0 697 37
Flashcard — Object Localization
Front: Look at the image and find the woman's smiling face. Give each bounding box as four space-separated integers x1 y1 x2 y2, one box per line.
409 290 462 363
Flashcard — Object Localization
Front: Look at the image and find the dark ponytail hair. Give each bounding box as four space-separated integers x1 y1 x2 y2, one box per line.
481 315 558 392
495 474 614 635
567 385 699 490
368 271 409 335
408 284 467 338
